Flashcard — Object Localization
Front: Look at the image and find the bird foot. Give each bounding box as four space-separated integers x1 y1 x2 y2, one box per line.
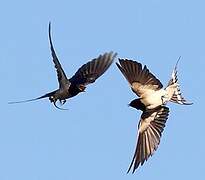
60 99 66 105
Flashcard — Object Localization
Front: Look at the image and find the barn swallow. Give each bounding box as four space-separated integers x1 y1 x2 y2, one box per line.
116 58 192 173
9 23 117 110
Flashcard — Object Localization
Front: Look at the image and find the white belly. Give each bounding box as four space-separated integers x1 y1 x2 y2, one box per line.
141 89 167 109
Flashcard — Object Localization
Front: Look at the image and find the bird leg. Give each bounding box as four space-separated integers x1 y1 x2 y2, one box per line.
60 99 66 105
53 101 68 110
48 96 67 110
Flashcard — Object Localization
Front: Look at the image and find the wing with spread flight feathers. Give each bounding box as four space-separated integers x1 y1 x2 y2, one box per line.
116 59 163 97
127 106 169 173
69 52 117 87
48 22 70 89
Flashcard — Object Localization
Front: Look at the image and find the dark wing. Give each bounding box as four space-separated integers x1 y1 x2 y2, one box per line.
167 57 193 105
127 106 169 173
116 59 163 97
48 22 70 88
69 52 117 87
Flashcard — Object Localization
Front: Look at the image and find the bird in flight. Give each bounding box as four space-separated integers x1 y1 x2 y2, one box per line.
116 58 192 173
9 23 117 110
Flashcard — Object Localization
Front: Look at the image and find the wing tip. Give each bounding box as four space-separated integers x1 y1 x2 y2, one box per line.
106 51 118 62
115 61 121 69
111 51 118 59
48 22 53 46
48 21 51 28
98 51 117 67
48 21 52 37
127 106 170 174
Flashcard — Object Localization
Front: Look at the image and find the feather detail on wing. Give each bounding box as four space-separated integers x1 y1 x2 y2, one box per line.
69 52 117 87
127 106 169 173
48 22 70 88
116 59 163 97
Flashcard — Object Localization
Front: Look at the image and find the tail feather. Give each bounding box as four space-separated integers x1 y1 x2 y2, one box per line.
8 91 56 104
170 89 193 105
167 56 180 87
167 57 193 105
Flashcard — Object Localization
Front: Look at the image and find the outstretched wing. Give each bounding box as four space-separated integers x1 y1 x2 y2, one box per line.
127 106 169 173
116 59 163 97
167 57 193 105
69 52 117 87
48 22 70 88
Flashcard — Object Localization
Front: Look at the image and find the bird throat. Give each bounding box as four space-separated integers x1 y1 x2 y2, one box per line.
129 99 146 111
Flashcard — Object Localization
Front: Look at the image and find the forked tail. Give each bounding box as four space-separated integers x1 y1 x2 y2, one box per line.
167 57 193 105
8 91 56 104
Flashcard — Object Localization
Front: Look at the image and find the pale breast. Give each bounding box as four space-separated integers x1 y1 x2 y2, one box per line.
141 89 166 109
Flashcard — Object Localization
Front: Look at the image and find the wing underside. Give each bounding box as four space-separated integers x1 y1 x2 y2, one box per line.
116 59 163 97
69 52 117 87
127 106 169 173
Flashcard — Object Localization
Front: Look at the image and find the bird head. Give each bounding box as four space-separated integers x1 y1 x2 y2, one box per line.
129 99 146 111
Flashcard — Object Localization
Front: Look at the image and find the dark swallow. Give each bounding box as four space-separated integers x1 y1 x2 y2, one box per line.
116 58 192 173
9 23 117 110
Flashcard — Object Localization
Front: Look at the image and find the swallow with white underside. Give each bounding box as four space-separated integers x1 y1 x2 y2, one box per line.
116 58 192 173
9 23 117 110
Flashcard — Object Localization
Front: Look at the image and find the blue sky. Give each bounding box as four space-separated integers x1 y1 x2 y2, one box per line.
1 0 204 179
